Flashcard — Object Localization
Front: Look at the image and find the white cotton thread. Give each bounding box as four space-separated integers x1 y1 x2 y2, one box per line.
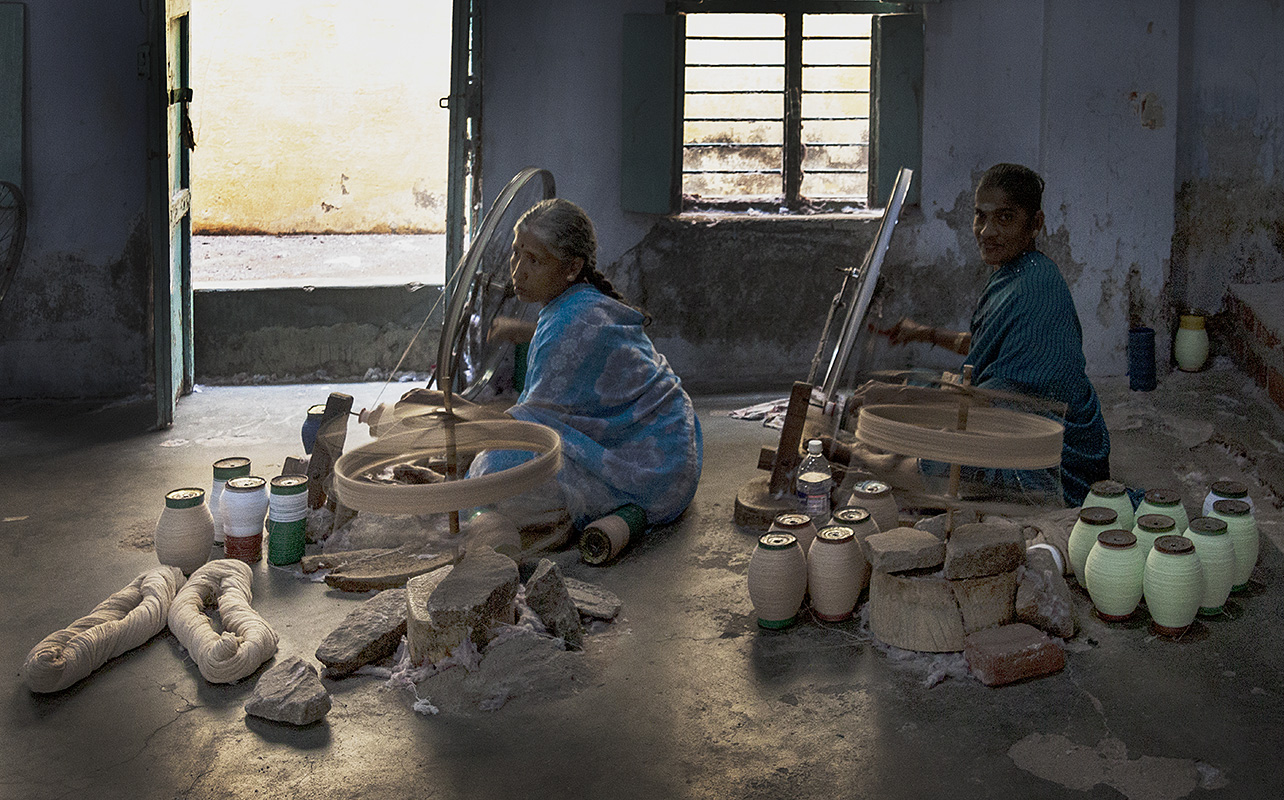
268 478 309 523
222 476 268 563
154 488 215 575
210 457 251 544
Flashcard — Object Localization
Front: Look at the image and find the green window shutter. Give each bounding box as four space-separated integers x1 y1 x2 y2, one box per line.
621 13 681 215
869 12 923 207
0 2 23 188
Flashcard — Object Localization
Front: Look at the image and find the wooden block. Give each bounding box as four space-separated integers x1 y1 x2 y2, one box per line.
869 571 965 652
324 550 454 593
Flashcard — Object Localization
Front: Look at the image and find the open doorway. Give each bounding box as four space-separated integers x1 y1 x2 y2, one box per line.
188 0 452 287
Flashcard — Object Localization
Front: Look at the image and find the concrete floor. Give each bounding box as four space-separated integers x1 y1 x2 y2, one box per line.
3 362 1284 800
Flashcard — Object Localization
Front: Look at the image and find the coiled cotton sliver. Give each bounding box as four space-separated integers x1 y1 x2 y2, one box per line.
21 565 186 694
168 559 279 684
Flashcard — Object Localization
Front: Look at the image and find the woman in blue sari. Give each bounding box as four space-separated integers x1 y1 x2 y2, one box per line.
889 164 1111 505
463 199 703 542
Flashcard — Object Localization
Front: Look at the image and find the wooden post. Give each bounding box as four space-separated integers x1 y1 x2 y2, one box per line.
768 381 815 498
307 392 354 510
945 366 973 533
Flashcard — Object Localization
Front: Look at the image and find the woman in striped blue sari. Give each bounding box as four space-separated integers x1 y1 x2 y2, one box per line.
890 164 1111 505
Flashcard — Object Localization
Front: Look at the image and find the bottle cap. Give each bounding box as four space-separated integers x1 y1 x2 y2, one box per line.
807 440 822 455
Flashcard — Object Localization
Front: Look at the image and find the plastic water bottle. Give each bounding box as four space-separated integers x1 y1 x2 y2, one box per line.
796 439 833 522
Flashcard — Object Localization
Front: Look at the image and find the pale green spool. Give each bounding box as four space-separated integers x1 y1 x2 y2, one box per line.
1182 517 1235 615
1132 513 1176 558
1174 315 1209 372
1210 499 1258 592
1136 489 1189 533
1085 480 1135 530
1084 530 1145 620
1143 535 1203 635
1068 507 1119 585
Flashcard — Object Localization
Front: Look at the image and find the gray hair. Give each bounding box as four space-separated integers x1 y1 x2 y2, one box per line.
516 199 643 316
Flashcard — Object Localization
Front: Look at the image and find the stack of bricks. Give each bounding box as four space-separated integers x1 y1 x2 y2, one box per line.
1224 284 1284 412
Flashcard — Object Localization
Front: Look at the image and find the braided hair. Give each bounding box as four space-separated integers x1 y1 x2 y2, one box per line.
516 199 649 321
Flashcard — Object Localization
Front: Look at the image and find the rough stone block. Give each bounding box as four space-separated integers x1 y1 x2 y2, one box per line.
406 566 456 665
315 588 408 679
564 577 622 620
964 623 1065 687
951 570 1017 634
525 559 584 650
944 522 1026 579
407 546 518 665
244 656 331 725
865 527 946 574
1015 548 1076 638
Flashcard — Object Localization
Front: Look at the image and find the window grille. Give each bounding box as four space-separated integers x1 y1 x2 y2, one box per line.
682 13 872 209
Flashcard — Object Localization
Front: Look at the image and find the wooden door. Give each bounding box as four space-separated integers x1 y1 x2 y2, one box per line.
149 0 193 428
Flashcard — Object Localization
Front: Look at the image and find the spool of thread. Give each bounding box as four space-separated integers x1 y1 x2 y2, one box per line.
1202 480 1254 517
579 504 647 566
747 532 807 629
1132 513 1176 558
301 404 327 455
1209 499 1257 593
1084 479 1135 531
1174 313 1209 372
831 505 877 589
847 480 898 534
807 525 864 622
1068 506 1119 585
209 457 251 545
1183 516 1235 616
1143 535 1204 637
1084 529 1145 621
1128 327 1157 392
267 475 309 566
154 488 215 576
1136 489 1189 534
222 476 268 563
769 512 818 555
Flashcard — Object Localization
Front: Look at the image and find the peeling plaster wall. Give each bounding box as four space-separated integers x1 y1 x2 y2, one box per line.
1173 0 1284 314
188 0 452 235
0 1 152 399
480 0 1189 390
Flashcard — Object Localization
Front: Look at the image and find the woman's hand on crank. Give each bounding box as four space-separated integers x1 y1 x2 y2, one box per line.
489 317 537 345
886 317 934 346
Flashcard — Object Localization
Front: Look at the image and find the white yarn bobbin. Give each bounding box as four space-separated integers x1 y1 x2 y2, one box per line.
210 457 251 544
268 475 309 523
222 476 268 563
154 488 215 576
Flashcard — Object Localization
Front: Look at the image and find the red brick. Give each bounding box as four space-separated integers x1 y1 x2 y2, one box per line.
964 623 1065 687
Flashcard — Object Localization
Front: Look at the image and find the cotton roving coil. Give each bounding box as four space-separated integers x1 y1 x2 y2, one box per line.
21 565 186 694
167 558 278 684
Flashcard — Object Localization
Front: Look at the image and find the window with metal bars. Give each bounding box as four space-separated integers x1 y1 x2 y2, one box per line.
682 11 873 210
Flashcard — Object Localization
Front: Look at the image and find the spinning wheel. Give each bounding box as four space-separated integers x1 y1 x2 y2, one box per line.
332 168 563 527
440 166 555 401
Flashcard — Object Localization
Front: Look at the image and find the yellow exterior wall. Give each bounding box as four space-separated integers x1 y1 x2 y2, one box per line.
189 0 451 234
